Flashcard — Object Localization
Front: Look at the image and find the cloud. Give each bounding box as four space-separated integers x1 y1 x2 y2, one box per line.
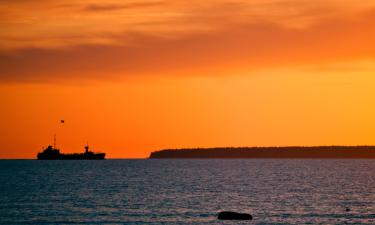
1 9 375 83
1 1 375 83
83 1 165 12
2 0 375 51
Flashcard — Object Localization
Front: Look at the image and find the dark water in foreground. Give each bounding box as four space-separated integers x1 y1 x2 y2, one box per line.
0 160 374 224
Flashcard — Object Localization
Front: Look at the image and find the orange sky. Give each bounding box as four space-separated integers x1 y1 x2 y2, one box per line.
1 0 375 158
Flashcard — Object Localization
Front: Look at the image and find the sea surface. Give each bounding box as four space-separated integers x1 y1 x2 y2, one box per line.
0 159 374 224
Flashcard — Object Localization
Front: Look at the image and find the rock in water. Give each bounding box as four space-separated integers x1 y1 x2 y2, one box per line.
218 211 253 220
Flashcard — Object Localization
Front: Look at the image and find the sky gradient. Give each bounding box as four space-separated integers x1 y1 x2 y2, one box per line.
1 0 375 158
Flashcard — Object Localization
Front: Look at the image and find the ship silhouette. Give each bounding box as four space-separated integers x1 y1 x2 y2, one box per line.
37 145 105 160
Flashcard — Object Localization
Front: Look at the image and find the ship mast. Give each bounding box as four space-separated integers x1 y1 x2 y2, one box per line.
54 120 64 149
85 142 89 154
53 133 57 149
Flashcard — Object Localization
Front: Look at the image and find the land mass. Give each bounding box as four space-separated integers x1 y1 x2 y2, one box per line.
149 146 375 159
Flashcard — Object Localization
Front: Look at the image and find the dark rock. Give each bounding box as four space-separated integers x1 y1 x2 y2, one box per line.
346 208 351 212
218 211 253 220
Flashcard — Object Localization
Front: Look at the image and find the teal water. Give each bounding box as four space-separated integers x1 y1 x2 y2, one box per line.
0 159 374 224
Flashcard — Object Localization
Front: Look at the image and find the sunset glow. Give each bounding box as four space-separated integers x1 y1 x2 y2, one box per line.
1 0 375 158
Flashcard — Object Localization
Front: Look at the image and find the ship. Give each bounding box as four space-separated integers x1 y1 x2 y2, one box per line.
37 145 106 160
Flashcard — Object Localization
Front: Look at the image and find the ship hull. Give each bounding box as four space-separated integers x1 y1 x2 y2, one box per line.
37 153 105 160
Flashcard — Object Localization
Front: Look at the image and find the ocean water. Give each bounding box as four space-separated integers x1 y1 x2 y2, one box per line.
0 159 374 224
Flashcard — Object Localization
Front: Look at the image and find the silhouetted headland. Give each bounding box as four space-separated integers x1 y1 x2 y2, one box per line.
149 146 375 159
37 145 105 160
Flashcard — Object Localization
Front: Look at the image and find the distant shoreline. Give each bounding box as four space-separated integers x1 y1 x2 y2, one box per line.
149 146 375 159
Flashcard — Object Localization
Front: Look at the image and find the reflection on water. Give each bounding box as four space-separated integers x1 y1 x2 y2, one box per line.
0 159 374 224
